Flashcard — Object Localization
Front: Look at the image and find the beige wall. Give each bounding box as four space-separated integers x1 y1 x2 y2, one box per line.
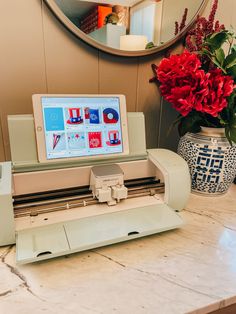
0 0 233 161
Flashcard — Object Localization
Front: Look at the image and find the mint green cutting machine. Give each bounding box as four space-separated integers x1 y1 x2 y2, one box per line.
0 112 190 264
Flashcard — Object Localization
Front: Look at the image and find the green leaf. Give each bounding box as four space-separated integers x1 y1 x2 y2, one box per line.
201 48 212 56
205 31 229 51
225 126 233 145
166 115 182 136
232 44 236 53
224 92 236 144
208 30 228 40
220 108 230 122
227 125 236 144
227 90 236 112
219 119 227 126
224 50 236 69
227 65 236 81
145 42 156 49
202 114 222 127
178 113 202 137
215 48 225 66
211 56 227 73
172 114 183 126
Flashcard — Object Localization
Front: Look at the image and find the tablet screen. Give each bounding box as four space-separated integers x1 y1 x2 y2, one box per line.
40 96 125 160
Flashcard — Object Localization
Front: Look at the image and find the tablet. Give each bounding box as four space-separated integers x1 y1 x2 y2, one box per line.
33 94 129 163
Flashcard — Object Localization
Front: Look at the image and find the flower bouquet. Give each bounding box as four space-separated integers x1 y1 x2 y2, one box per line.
151 0 236 144
151 0 236 195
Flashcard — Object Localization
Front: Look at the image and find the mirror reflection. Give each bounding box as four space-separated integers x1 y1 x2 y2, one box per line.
55 0 204 51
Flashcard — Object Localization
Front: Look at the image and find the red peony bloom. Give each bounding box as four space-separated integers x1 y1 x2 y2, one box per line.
156 51 235 117
201 69 234 116
157 50 201 88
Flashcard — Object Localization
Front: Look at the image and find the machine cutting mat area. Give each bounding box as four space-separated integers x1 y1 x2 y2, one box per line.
13 177 164 218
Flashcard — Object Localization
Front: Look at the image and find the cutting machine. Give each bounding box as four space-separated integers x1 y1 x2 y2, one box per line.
0 112 190 264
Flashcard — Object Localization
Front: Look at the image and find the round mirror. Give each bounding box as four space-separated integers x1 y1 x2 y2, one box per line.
44 0 208 57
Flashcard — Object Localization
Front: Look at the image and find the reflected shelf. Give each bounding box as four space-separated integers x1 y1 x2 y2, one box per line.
44 0 209 56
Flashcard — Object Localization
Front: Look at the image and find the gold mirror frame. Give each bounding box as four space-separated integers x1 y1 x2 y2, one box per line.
43 0 209 57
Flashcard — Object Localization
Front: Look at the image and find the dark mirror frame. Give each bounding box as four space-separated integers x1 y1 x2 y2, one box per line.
43 0 209 57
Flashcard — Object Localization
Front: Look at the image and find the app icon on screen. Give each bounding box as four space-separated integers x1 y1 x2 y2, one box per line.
88 132 102 148
67 132 86 150
66 108 83 124
44 108 65 131
46 132 66 152
84 107 90 121
106 130 121 146
84 107 100 124
103 108 119 124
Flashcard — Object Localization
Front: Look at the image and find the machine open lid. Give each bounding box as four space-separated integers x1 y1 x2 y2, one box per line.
16 202 183 264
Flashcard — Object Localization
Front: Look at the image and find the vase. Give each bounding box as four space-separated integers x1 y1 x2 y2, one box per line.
177 127 236 195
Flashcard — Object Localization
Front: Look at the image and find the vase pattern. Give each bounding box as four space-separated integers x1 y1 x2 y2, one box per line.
177 131 236 195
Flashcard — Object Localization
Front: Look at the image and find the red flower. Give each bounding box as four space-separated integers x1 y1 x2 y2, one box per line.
164 70 209 116
201 69 234 116
156 51 235 117
157 51 207 116
157 50 201 87
150 0 236 144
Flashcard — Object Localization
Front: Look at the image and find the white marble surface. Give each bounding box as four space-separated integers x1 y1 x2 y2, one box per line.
1 186 236 314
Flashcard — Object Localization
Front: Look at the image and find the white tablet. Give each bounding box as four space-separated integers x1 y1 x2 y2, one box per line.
32 94 129 163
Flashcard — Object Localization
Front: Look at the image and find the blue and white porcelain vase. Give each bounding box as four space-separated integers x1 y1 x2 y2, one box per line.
177 127 236 195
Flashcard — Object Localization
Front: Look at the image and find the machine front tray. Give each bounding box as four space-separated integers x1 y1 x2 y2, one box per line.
16 203 183 264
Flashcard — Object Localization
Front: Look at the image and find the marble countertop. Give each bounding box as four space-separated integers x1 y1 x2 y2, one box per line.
1 186 236 314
